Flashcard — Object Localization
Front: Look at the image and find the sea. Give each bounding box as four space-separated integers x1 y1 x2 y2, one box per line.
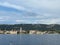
0 34 60 45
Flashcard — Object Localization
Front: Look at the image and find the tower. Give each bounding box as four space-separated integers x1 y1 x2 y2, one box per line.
20 27 22 32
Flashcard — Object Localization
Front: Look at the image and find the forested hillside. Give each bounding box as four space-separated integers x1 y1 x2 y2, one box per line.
0 24 60 31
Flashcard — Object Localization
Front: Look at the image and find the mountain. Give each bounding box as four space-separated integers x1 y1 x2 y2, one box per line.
0 24 60 31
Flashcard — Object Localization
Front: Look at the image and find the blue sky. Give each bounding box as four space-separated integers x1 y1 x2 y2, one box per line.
0 0 60 24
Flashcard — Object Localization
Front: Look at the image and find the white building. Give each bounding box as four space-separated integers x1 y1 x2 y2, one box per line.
0 30 4 34
5 31 10 34
29 30 36 34
19 27 26 34
10 31 17 34
36 31 47 34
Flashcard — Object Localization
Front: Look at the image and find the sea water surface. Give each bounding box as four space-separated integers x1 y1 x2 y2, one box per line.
0 34 60 45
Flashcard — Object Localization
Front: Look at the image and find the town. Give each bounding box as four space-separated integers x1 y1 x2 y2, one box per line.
0 27 59 34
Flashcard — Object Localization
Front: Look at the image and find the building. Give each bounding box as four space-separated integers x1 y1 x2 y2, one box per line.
10 30 17 34
29 30 37 34
5 31 10 34
36 31 47 34
0 30 4 34
19 27 26 34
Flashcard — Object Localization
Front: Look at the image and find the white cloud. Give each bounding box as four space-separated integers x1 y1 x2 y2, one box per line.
0 2 25 10
33 0 60 9
0 0 60 11
0 0 60 24
32 18 60 24
0 17 3 19
0 20 5 21
0 16 10 22
15 18 60 24
16 20 24 22
16 20 32 24
0 17 5 21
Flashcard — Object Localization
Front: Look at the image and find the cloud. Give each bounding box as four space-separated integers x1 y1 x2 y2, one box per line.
37 0 59 9
16 20 24 23
0 2 25 11
15 18 60 24
0 0 60 24
15 19 32 24
31 18 60 24
0 16 5 21
0 16 10 21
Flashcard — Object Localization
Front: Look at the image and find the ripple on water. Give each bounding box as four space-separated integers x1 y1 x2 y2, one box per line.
0 34 60 45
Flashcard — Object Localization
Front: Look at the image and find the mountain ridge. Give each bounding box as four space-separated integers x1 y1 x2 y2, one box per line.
0 24 60 31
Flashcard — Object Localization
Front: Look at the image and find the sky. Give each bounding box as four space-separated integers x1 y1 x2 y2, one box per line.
0 0 60 24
